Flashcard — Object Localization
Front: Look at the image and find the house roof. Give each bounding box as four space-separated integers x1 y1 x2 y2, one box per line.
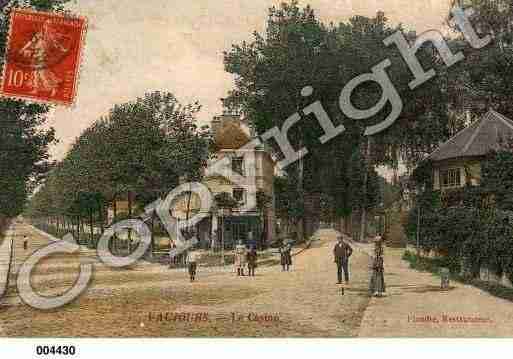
425 110 513 162
212 114 251 150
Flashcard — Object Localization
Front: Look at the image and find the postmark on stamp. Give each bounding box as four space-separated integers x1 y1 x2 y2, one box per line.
0 8 87 106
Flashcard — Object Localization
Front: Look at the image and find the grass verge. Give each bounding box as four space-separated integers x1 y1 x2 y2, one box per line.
402 250 513 303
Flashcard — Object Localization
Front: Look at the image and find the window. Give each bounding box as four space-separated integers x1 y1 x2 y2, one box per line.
440 168 461 189
233 188 245 204
232 156 244 175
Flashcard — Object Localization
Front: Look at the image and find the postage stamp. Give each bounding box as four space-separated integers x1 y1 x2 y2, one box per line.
0 8 87 106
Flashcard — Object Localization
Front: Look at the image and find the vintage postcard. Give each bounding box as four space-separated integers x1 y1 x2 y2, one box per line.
1 0 513 356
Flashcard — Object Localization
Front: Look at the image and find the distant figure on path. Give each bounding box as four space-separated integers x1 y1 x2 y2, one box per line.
169 242 177 267
333 235 353 284
369 235 386 297
247 246 257 277
235 240 247 276
280 241 292 271
23 235 28 250
186 249 200 282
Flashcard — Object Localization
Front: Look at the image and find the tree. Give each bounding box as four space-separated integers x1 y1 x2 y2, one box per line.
448 1 513 117
481 138 513 211
0 0 71 223
274 175 303 224
26 91 212 251
256 190 272 247
224 1 459 239
214 192 239 210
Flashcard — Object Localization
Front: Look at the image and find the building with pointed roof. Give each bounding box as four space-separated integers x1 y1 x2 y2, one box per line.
426 110 513 191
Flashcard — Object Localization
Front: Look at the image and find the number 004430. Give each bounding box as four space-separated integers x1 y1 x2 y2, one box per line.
36 345 76 356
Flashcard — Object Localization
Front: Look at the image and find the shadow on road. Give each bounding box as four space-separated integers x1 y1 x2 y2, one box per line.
387 284 456 293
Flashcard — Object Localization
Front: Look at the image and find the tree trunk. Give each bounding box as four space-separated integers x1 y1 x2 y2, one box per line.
98 199 105 234
113 197 118 254
150 214 155 258
128 190 133 254
360 136 371 242
77 216 81 243
297 150 305 242
186 190 192 223
89 208 94 246
416 205 421 256
261 208 267 250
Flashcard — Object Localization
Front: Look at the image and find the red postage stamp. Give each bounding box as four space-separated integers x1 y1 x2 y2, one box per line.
0 8 87 106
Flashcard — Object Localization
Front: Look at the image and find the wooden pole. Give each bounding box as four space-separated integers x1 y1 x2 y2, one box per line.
89 208 94 246
150 213 155 258
360 136 371 242
128 190 133 254
77 215 80 243
416 204 421 256
113 198 118 254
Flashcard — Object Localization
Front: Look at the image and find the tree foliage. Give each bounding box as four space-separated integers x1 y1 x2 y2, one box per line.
481 139 513 211
0 1 70 220
406 138 513 280
224 1 462 223
214 192 239 210
27 91 212 231
448 0 513 117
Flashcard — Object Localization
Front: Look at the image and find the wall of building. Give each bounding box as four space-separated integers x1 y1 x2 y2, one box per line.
433 158 482 191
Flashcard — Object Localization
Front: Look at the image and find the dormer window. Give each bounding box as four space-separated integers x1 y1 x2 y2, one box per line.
232 156 244 176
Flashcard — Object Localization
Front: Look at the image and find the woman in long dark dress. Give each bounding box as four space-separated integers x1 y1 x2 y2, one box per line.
369 236 386 297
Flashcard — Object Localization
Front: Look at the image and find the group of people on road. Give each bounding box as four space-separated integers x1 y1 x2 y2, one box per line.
234 240 258 277
333 234 386 297
184 229 385 298
184 237 295 282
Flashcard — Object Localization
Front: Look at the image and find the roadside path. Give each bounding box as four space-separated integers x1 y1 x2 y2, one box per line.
358 247 513 337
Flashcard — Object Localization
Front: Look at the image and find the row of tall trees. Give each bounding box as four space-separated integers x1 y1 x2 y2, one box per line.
0 1 69 228
26 91 212 248
224 1 469 239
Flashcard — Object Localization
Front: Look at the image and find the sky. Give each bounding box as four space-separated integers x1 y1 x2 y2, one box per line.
45 0 453 162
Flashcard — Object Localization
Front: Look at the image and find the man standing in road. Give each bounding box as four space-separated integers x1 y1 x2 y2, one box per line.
334 235 353 284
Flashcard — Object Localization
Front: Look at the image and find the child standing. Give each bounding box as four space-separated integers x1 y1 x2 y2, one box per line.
186 250 200 282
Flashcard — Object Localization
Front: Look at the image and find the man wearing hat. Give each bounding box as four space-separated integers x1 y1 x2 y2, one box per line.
333 235 353 284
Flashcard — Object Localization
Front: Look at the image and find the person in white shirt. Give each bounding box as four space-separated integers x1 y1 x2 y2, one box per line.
234 240 247 276
186 250 200 282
